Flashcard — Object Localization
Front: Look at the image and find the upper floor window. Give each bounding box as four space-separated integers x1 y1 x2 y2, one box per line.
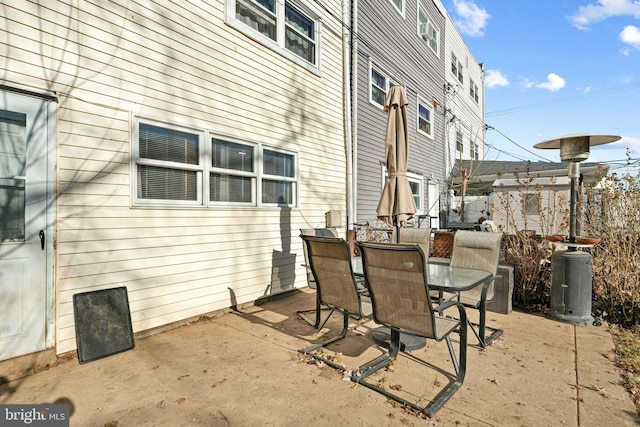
470 79 479 103
451 53 463 85
455 130 463 153
417 97 433 138
226 0 321 73
471 142 480 160
389 0 405 15
418 6 439 56
133 117 298 207
370 62 399 108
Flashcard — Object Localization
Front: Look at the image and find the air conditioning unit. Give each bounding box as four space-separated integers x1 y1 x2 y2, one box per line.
418 22 429 36
419 22 435 38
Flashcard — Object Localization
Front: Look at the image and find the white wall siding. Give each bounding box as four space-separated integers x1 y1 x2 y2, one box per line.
2 0 346 354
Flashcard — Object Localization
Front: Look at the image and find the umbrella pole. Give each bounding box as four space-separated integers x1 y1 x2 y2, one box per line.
394 219 400 243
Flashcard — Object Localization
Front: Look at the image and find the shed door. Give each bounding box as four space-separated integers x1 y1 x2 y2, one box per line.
0 91 51 360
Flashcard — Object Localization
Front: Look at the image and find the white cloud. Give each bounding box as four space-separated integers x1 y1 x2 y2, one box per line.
620 25 640 49
570 0 640 30
452 0 491 37
484 69 509 88
607 136 640 157
536 73 566 92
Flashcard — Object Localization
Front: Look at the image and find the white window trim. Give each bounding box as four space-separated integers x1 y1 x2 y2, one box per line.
455 129 463 153
131 117 205 207
369 60 400 109
416 96 434 139
470 78 479 103
131 115 299 208
451 52 463 85
381 165 424 215
388 0 405 17
417 5 440 57
225 0 322 75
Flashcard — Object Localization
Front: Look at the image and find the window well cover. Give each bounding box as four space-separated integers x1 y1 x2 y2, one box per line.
73 287 135 364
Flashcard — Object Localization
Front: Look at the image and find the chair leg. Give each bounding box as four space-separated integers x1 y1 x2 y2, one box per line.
296 293 335 328
472 300 503 348
299 312 350 371
352 311 468 418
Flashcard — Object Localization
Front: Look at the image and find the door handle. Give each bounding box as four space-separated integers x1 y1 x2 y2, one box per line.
39 230 45 250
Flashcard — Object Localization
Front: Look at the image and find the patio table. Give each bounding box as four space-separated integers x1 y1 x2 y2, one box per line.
352 256 492 350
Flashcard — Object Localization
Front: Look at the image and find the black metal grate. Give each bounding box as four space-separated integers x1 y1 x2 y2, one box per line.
73 287 135 364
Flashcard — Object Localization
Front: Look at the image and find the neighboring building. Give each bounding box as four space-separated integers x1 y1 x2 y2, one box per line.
443 13 485 176
449 160 610 234
351 0 448 229
1 0 347 364
350 0 485 230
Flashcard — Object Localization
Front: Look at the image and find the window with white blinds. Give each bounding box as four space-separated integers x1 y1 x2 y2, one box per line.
133 118 297 207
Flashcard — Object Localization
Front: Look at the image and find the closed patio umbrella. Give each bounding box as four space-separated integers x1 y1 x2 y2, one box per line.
376 85 417 233
372 86 424 351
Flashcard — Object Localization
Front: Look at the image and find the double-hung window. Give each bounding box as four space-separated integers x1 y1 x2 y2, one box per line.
418 6 439 56
455 130 463 153
470 78 479 103
226 0 321 73
136 123 203 204
417 97 433 138
471 142 480 160
133 118 297 207
370 62 399 108
451 53 463 84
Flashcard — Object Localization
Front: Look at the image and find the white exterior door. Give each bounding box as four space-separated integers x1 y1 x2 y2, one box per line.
0 90 54 360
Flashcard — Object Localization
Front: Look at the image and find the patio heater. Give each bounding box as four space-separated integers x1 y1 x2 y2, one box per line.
534 134 620 325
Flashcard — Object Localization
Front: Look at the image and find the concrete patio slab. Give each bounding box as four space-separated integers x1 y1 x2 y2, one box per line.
0 289 637 426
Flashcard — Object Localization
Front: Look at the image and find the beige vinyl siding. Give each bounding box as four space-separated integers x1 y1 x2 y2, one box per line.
3 0 346 354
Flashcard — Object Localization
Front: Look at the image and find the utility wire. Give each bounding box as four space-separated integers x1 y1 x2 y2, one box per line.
486 82 640 117
485 125 554 162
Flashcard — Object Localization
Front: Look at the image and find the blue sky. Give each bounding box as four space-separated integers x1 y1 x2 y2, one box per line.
442 0 640 174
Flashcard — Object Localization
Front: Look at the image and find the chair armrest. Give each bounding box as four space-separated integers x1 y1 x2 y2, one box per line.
433 299 462 313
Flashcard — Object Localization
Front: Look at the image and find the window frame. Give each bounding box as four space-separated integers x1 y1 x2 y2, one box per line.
417 5 440 56
369 60 400 109
389 0 405 16
451 53 464 85
417 96 434 138
470 78 479 103
225 0 322 75
381 165 424 214
523 193 539 215
132 116 298 208
455 130 463 153
471 142 480 160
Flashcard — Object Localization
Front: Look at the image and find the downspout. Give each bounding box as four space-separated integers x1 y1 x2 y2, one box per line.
343 0 353 230
345 0 358 226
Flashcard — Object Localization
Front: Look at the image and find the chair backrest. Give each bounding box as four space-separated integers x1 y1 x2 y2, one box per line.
300 228 339 287
301 235 363 315
449 230 503 301
358 242 437 338
392 227 432 256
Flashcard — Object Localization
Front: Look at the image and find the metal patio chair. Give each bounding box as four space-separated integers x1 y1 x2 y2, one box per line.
352 242 468 418
298 235 372 371
297 228 339 328
448 230 504 348
391 227 432 254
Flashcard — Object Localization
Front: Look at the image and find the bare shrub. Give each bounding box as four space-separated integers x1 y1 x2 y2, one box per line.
583 171 640 327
